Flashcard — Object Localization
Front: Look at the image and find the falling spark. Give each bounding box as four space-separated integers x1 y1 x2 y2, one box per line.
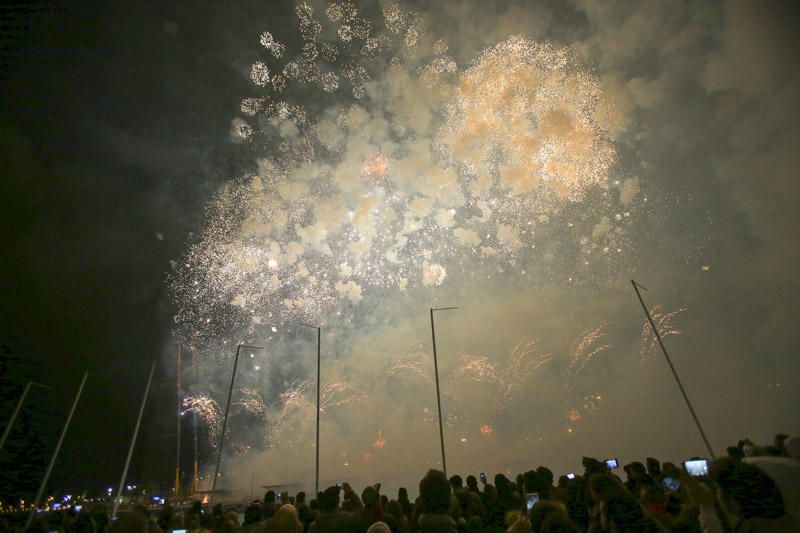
640 305 686 362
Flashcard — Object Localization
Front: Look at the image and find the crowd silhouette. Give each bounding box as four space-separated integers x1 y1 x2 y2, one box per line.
8 433 799 532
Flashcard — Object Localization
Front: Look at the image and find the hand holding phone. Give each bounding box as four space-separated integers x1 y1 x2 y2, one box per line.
683 459 708 477
480 472 487 484
525 492 539 512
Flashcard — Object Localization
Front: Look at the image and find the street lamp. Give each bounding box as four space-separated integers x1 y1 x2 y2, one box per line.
112 361 157 519
429 306 458 478
210 344 263 500
26 372 88 529
300 323 321 496
0 381 50 452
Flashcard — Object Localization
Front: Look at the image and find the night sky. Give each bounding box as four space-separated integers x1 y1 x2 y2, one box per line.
1 0 799 504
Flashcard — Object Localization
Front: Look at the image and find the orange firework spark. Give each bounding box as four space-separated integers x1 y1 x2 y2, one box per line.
373 430 386 448
479 424 493 436
569 409 582 422
361 152 389 185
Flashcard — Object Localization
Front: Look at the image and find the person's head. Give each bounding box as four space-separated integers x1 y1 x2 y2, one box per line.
191 500 202 512
270 504 303 533
419 469 452 514
449 474 463 491
710 458 785 521
727 446 746 461
536 466 554 486
264 490 276 503
582 457 604 476
625 462 647 480
386 500 403 519
645 457 661 476
295 491 306 504
244 501 263 524
587 473 624 505
398 487 408 500
362 485 379 509
318 486 341 512
465 475 478 491
366 522 391 533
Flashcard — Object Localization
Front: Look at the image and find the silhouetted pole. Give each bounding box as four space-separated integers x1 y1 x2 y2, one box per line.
112 361 156 519
0 381 49 452
191 335 199 496
631 280 715 458
301 324 321 496
430 307 458 478
211 344 263 501
26 372 88 529
175 343 182 499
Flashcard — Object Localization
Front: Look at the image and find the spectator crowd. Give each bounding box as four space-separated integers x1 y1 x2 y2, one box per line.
10 433 800 533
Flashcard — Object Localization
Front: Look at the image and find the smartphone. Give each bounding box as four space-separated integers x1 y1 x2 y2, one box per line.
74 505 83 512
683 459 708 477
173 530 188 533
525 492 540 512
480 472 487 484
566 472 576 480
604 458 619 470
336 482 344 489
662 476 680 492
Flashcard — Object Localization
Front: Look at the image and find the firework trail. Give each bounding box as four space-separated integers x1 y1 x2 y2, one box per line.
381 342 431 385
446 337 553 419
640 305 686 362
564 325 611 392
233 388 269 420
182 394 223 448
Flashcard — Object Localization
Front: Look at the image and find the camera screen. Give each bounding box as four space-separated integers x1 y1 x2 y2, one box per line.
604 458 619 469
662 477 680 492
684 459 708 477
525 493 539 512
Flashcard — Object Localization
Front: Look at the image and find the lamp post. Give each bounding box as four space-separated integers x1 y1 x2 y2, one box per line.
631 280 715 458
210 344 263 500
112 361 156 519
429 307 458 478
0 381 50 452
300 323 321 496
26 372 88 529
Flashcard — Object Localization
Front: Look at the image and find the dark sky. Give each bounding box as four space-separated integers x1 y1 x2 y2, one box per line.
0 0 252 501
1 0 799 503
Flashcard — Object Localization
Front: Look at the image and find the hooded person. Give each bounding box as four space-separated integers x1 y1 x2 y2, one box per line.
269 504 303 533
359 484 384 527
308 486 358 533
417 469 458 533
